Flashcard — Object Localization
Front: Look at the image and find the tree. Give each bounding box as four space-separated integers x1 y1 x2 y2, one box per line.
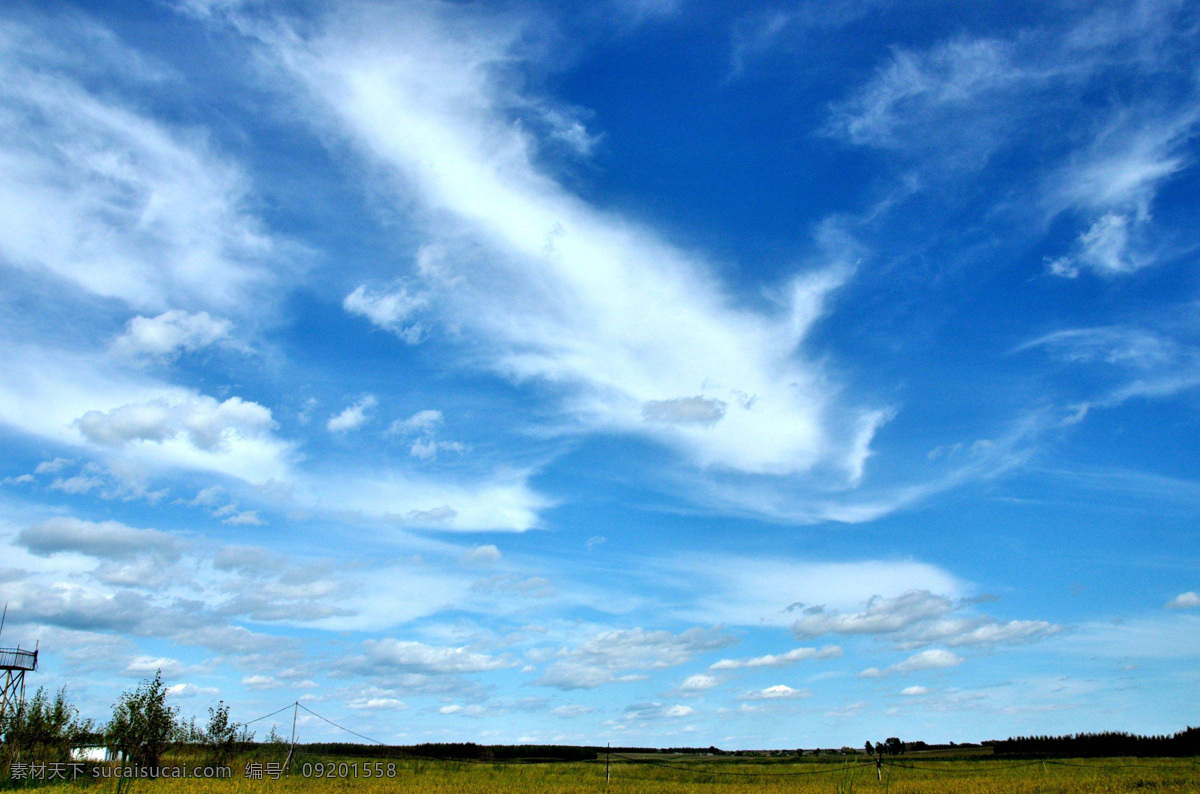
107 671 177 768
203 701 249 765
864 740 874 756
0 686 94 764
885 737 904 755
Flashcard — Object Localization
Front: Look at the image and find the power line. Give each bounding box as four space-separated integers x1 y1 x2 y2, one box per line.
241 703 296 726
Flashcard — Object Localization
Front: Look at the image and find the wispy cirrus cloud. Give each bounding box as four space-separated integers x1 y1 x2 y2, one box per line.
211 0 886 503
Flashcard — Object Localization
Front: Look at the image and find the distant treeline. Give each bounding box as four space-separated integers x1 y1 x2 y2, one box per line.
989 727 1200 758
296 742 597 762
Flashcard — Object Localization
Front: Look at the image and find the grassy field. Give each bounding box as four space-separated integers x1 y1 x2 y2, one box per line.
7 752 1198 793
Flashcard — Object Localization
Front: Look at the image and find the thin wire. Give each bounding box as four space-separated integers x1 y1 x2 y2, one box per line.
297 703 390 747
241 703 296 726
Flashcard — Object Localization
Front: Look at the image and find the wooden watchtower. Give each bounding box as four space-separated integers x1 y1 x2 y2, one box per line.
0 605 38 726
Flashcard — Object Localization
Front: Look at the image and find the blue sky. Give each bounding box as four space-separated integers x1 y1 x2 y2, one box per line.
0 0 1198 749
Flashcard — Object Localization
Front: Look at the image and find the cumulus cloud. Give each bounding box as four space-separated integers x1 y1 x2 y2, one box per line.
552 704 594 717
361 638 511 675
327 396 378 433
1166 591 1200 609
344 282 428 343
113 310 234 359
679 673 719 692
789 589 1060 650
538 627 734 690
18 517 182 561
623 702 694 721
76 395 275 451
710 645 842 670
739 684 809 700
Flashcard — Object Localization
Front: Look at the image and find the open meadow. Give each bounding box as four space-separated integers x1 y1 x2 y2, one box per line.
7 753 1198 794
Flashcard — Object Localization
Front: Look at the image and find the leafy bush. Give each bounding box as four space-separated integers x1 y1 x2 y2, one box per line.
106 671 177 767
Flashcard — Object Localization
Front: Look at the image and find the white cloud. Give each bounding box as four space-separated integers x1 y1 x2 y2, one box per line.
739 684 808 700
623 702 694 721
361 638 511 674
34 457 73 474
462 544 501 564
344 283 428 343
672 557 965 628
327 396 378 433
299 467 549 532
113 310 233 359
0 15 283 312
166 683 219 698
347 697 407 710
78 395 275 451
538 627 734 690
18 517 182 561
859 648 963 678
710 645 842 670
126 655 185 677
552 704 594 717
786 589 1060 650
679 673 719 691
390 409 443 435
0 345 294 483
900 685 928 696
792 590 956 638
238 0 881 486
1166 591 1200 609
242 674 284 690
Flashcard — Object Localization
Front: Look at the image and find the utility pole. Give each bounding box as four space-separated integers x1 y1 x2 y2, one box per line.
282 701 299 773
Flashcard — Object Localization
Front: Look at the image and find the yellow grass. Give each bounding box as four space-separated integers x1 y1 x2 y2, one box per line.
12 753 1195 794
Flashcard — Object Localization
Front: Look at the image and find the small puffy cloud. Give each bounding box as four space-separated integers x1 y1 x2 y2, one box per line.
1166 592 1200 609
242 675 284 690
859 648 964 678
793 591 955 638
49 475 103 494
327 396 378 433
538 627 734 690
362 638 511 675
790 590 1059 650
624 703 694 720
739 684 808 700
462 544 501 564
167 683 219 698
348 698 407 710
586 536 606 551
18 517 182 561
344 283 428 343
409 438 465 461
901 685 929 696
552 704 594 718
114 310 233 359
679 674 719 692
76 395 275 451
34 457 73 474
390 409 443 435
710 645 842 671
126 655 185 677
